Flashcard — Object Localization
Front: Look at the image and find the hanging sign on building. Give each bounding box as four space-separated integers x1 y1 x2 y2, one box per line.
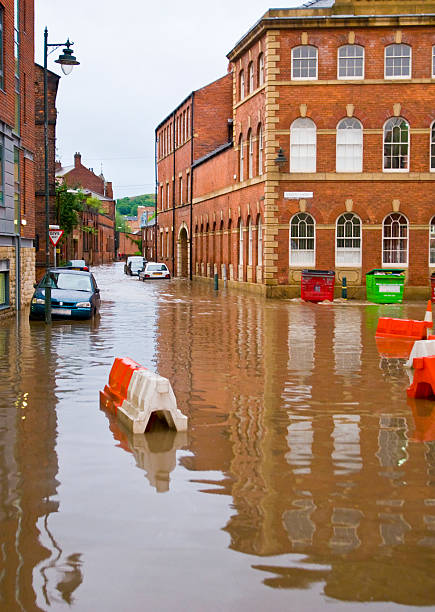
49 229 64 246
284 192 313 199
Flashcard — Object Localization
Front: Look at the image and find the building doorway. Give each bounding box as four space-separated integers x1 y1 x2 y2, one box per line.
178 226 189 277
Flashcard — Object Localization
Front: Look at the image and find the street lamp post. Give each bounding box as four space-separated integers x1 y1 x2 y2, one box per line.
43 28 79 323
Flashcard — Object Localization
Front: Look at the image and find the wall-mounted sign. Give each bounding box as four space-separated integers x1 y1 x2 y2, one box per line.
284 192 313 199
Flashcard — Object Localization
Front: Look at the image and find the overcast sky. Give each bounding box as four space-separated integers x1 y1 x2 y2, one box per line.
35 0 300 199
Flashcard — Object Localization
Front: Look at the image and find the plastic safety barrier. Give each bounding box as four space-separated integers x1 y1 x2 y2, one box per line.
404 339 435 369
117 368 188 433
407 356 435 399
376 317 432 341
375 337 416 359
100 357 145 415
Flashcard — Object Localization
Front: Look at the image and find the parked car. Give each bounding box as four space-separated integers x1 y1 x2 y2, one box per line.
64 259 89 271
30 268 100 320
139 262 171 280
124 256 145 276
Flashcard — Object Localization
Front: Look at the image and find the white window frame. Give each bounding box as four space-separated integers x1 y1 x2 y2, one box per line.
166 230 170 258
382 213 409 267
160 185 163 211
336 118 363 172
289 213 316 267
258 125 263 176
430 216 435 266
432 46 435 78
337 45 364 80
257 216 263 266
291 46 318 81
383 117 410 173
248 217 253 265
179 176 183 204
384 44 412 79
258 53 264 86
248 62 254 94
290 118 317 173
160 231 164 258
239 221 244 266
335 213 362 266
166 183 169 209
240 70 245 100
248 130 253 178
239 135 244 182
431 121 435 172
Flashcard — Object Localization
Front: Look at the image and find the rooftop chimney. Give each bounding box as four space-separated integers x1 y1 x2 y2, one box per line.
74 152 81 168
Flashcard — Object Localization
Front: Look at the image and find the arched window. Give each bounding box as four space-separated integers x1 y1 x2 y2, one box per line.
238 220 244 267
239 70 245 100
248 62 254 94
336 213 362 266
248 217 253 266
431 122 435 171
290 213 315 266
292 46 317 80
430 217 435 265
239 134 244 182
248 129 253 179
338 45 364 79
383 117 409 171
385 44 411 79
290 118 316 173
383 213 408 265
258 53 264 86
258 124 263 176
336 118 363 172
257 215 263 266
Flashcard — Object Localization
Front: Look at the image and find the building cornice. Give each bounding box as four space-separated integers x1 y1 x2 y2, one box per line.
227 13 435 61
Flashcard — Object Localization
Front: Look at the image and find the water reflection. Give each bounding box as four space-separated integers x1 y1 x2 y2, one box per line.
0 315 82 609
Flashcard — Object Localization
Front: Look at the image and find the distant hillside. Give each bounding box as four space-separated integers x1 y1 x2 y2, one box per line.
116 194 155 216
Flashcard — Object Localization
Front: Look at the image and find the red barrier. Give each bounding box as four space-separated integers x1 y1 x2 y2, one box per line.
375 337 415 359
100 357 145 415
376 317 432 341
407 356 435 399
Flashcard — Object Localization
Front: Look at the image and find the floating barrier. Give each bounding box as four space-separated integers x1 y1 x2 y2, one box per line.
117 368 188 433
407 356 435 399
405 339 435 369
376 317 432 341
100 357 145 415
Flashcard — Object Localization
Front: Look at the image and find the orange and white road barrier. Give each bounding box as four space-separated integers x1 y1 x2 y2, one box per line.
376 317 432 341
101 357 188 433
407 355 435 399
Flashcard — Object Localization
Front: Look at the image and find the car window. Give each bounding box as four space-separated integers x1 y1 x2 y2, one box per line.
44 273 92 292
147 264 167 271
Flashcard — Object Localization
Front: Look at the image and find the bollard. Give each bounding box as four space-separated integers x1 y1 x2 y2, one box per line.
214 273 218 291
341 276 347 300
44 277 52 324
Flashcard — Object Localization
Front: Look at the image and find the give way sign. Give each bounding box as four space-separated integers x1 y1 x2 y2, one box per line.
49 229 64 246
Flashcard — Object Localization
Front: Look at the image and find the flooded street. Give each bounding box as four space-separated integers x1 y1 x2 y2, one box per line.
1 262 435 611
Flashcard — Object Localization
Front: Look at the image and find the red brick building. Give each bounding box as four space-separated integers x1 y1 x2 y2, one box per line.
156 0 435 298
56 153 116 265
0 0 36 314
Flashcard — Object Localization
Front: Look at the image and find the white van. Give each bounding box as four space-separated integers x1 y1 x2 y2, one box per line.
124 256 145 276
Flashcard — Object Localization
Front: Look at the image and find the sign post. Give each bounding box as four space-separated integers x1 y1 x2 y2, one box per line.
49 228 64 268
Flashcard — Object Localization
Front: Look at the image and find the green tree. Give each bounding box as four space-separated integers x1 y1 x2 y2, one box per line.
56 183 84 236
115 209 131 233
116 194 155 216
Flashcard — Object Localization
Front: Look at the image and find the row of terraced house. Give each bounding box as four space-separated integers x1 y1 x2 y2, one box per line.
0 0 115 318
156 0 435 298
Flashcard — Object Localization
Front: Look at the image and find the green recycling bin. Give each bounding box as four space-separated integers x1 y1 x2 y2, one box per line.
366 269 405 303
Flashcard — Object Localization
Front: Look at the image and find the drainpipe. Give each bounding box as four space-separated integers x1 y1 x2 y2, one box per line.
15 235 21 311
172 110 176 275
189 92 195 281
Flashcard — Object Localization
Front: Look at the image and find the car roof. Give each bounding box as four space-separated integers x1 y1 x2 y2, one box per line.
47 268 91 275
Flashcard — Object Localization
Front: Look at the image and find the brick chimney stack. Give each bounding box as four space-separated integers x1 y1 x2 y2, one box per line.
74 152 81 168
106 181 113 199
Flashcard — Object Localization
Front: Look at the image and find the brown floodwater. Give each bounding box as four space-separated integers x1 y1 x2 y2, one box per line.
1 262 435 611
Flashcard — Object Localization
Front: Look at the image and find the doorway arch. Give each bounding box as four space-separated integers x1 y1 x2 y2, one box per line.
178 224 189 277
